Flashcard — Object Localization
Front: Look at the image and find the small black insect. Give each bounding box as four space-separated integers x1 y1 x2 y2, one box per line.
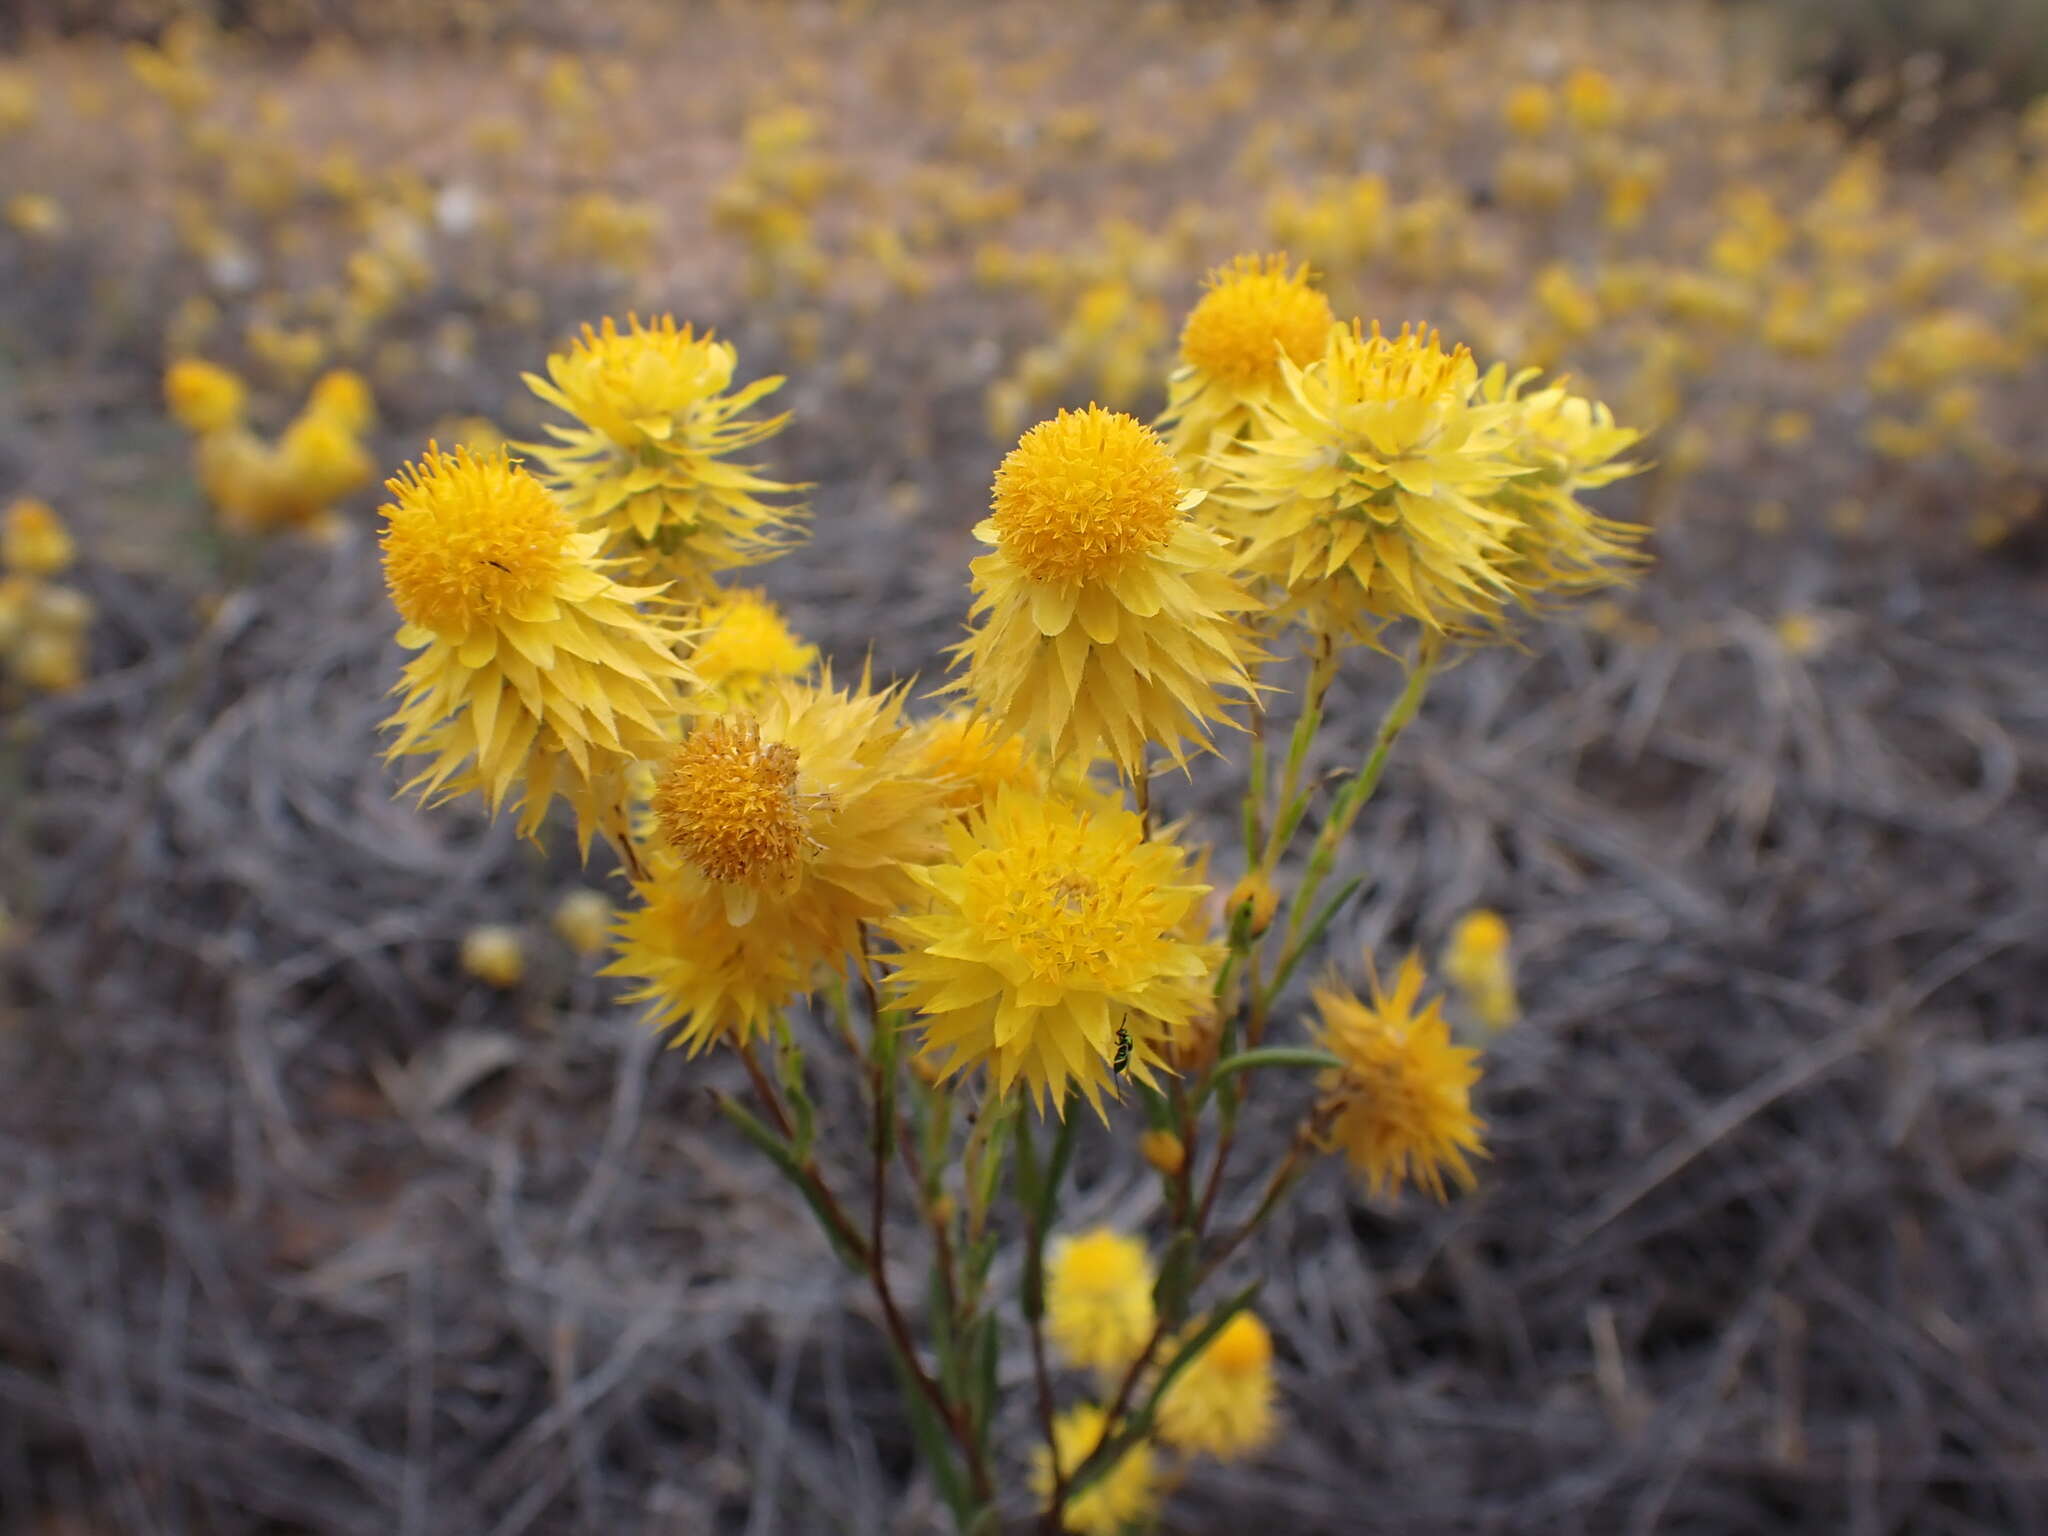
1111 1024 1133 1075
483 559 510 571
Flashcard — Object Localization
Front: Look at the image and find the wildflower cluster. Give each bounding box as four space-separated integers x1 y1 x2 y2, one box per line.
373 251 1634 1529
165 359 374 537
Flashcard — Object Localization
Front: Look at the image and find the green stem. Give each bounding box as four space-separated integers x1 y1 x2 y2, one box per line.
1257 630 1341 879
1279 633 1440 960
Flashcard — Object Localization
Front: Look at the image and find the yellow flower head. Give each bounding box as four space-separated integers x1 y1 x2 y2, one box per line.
951 408 1260 774
1046 1228 1156 1378
1477 364 1646 601
379 446 693 849
886 787 1221 1115
1442 908 1518 1031
306 367 375 435
3 498 75 577
460 924 525 989
524 314 804 588
1156 1309 1279 1460
274 409 373 518
1503 82 1556 138
552 888 613 956
164 357 246 434
1160 254 1336 473
909 709 1048 816
690 586 818 708
615 674 950 1051
652 713 811 921
1030 1404 1161 1536
1222 321 1534 640
1311 952 1485 1201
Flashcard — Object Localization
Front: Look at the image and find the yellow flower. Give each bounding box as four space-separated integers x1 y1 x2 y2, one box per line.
524 315 804 588
907 709 1048 816
460 925 525 988
380 446 693 850
1221 322 1535 639
1441 909 1519 1031
1311 952 1484 1201
1476 365 1646 601
273 409 373 518
306 367 375 435
950 407 1260 775
1158 254 1335 474
886 787 1221 1115
690 586 818 707
1502 82 1556 138
1046 1228 1156 1378
164 357 246 434
3 498 75 577
614 675 949 1052
608 865 820 1051
1563 67 1620 132
1155 1310 1278 1461
11 628 84 693
6 193 65 239
1030 1405 1161 1536
552 888 613 956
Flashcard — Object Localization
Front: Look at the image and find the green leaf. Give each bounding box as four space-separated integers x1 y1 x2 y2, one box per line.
1264 874 1367 1006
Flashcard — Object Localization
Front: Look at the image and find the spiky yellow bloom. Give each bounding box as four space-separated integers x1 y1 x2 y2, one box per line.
1046 1228 1156 1378
885 787 1221 1114
1477 365 1646 598
380 446 692 849
523 315 804 588
612 676 949 1052
951 407 1259 774
1030 1405 1161 1536
690 587 818 708
164 357 246 434
608 867 819 1050
1221 321 1537 639
1158 254 1335 474
1442 908 1519 1031
1310 953 1484 1201
908 709 1048 816
1155 1310 1279 1461
3 498 74 577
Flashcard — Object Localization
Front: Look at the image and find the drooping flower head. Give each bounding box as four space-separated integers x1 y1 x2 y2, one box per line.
1221 321 1534 640
1310 952 1485 1201
886 786 1221 1115
950 406 1260 775
1159 254 1335 475
380 445 693 850
524 314 804 589
611 674 950 1053
1155 1309 1279 1461
689 586 818 708
1046 1228 1156 1379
